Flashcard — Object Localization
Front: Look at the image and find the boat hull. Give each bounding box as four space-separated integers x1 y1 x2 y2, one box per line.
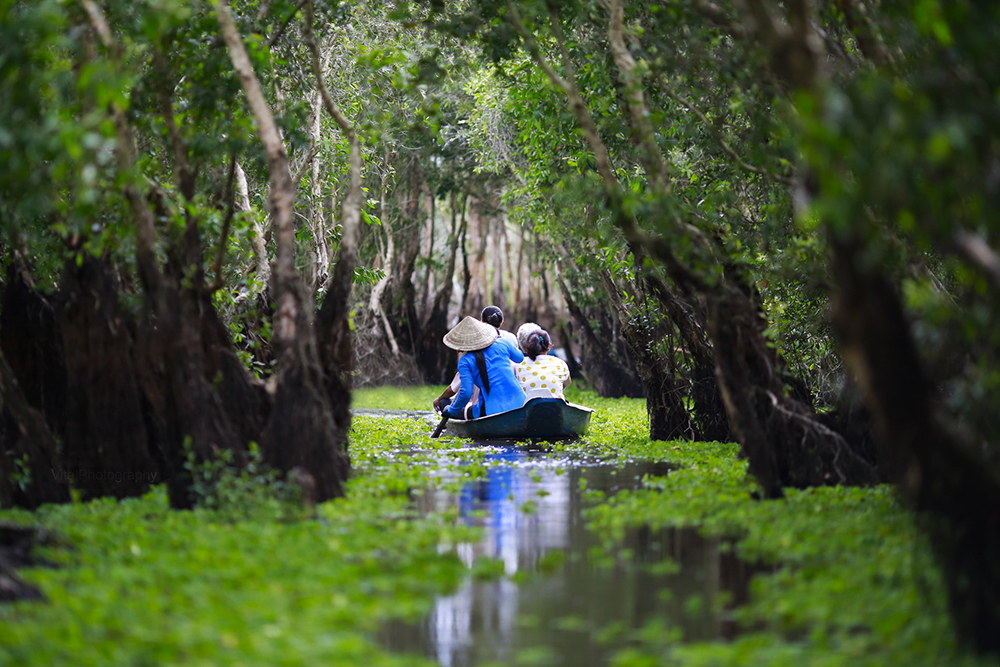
446 397 594 440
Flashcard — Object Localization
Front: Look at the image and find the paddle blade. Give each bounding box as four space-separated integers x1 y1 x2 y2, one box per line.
431 415 449 438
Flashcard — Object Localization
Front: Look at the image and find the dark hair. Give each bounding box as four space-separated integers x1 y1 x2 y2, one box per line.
524 329 551 361
481 305 504 328
474 350 491 394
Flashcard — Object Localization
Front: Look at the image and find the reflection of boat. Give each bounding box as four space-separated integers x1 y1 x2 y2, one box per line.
447 397 594 440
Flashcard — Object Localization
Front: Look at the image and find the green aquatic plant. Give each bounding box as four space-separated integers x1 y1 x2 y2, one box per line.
584 443 989 666
183 440 302 523
1 388 996 667
0 421 481 666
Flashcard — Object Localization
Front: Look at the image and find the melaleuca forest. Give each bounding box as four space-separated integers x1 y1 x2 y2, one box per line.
2 0 999 665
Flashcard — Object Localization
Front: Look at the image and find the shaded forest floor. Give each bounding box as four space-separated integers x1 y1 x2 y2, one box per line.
0 388 994 666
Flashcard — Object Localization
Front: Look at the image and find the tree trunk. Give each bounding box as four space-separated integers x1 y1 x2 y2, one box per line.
369 224 400 357
603 272 692 440
491 211 505 309
831 235 1000 652
645 275 732 442
465 198 488 317
385 173 423 355
218 0 348 501
458 193 472 315
58 255 159 500
707 280 878 498
415 189 462 384
237 161 271 294
0 262 66 436
0 271 69 509
420 188 435 314
560 278 644 398
306 0 362 458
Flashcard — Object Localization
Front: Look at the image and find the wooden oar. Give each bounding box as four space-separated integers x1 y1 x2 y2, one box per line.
431 414 449 438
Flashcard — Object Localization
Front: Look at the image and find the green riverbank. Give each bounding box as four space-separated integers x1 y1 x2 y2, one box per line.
0 388 994 666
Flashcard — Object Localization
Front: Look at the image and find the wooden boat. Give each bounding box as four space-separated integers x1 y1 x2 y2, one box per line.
446 397 594 440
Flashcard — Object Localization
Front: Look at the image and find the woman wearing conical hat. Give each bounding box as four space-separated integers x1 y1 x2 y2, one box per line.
434 306 518 415
440 316 526 419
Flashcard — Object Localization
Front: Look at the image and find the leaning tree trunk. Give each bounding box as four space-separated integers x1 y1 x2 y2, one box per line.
218 0 348 500
560 277 645 398
306 0 359 459
602 270 692 441
414 189 462 384
646 275 732 442
707 280 877 498
831 235 1000 652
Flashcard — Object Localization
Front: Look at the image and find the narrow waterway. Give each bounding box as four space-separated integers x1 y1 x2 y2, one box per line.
377 444 768 666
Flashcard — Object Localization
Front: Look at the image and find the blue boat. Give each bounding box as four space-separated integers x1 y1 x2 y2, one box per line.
446 397 594 440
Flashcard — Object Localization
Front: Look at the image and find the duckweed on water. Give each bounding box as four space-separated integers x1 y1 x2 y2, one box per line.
0 415 483 665
561 394 989 667
1 388 996 667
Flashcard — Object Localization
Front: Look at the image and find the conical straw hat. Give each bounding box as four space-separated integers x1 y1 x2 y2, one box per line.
443 316 498 351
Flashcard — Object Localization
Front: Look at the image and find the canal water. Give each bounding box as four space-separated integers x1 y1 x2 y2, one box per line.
377 444 768 666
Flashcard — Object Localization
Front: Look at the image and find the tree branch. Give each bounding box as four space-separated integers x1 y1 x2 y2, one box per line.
153 51 194 200
603 0 669 190
305 0 363 373
291 142 319 185
656 76 795 187
954 229 1000 293
691 0 749 38
267 0 309 48
81 0 164 300
507 2 618 189
208 151 238 293
216 0 299 349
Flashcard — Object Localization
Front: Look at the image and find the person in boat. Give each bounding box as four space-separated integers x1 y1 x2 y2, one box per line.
433 306 518 415
514 323 571 400
438 316 526 420
480 305 519 347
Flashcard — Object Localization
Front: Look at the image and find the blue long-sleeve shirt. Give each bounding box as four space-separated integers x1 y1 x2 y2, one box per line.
446 339 526 419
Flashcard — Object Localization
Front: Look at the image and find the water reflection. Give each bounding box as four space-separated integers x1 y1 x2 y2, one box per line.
380 447 766 666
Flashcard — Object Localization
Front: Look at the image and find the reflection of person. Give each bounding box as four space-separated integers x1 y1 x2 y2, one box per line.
434 306 517 414
441 317 525 419
514 323 571 400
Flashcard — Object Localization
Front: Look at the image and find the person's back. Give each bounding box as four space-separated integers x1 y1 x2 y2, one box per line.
514 324 571 400
435 306 520 417
441 317 526 419
456 338 525 416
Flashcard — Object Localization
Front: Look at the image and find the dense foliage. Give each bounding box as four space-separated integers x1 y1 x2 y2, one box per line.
3 0 1000 654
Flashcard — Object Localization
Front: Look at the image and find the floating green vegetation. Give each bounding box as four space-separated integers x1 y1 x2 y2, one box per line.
569 396 989 667
0 427 478 665
0 388 995 667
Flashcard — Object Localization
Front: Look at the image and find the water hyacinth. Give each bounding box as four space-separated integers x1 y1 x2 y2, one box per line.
0 388 992 666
